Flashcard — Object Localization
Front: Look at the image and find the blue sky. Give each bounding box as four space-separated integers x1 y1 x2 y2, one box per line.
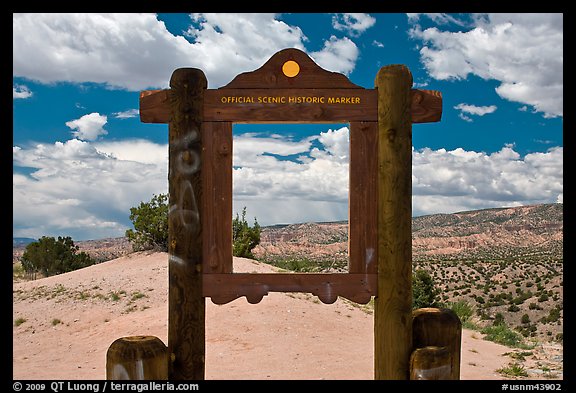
13 13 563 241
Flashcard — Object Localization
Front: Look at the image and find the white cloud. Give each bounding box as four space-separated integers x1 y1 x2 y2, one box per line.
113 109 139 119
407 13 467 26
412 145 563 216
309 36 359 75
13 84 32 99
13 13 360 90
65 112 108 141
12 126 563 239
372 40 384 48
409 13 563 118
13 138 168 240
332 13 376 36
232 127 350 225
233 127 349 203
454 103 497 116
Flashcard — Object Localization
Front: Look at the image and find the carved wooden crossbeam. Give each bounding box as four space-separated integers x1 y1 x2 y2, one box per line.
140 87 441 124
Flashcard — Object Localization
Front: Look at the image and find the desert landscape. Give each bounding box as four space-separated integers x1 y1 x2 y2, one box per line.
13 203 563 380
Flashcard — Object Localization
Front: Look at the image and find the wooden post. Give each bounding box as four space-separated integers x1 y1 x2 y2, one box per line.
412 307 462 379
106 336 168 380
409 346 451 380
168 68 207 380
374 65 413 380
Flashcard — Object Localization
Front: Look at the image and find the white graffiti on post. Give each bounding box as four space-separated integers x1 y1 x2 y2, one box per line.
169 123 202 265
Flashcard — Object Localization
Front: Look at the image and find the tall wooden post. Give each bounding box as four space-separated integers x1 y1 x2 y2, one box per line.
374 65 413 379
168 68 207 380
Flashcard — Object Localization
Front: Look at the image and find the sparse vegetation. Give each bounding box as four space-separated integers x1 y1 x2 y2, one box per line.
497 362 529 377
481 323 528 349
21 236 95 277
131 291 147 301
14 317 27 327
448 300 477 329
412 269 440 309
232 207 261 259
267 257 330 272
125 193 169 251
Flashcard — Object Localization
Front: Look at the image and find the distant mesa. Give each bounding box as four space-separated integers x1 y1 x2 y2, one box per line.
13 237 36 247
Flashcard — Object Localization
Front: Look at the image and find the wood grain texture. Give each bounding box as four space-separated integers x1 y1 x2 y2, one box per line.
203 273 377 305
222 48 362 89
201 122 233 274
106 336 168 380
140 88 441 124
348 122 378 274
140 89 170 123
168 68 206 380
204 88 376 122
374 64 414 380
409 346 452 380
411 89 442 123
412 307 462 380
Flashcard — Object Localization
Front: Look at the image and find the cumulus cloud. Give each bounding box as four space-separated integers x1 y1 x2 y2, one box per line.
233 128 562 225
332 13 376 36
233 127 349 203
454 103 497 116
309 36 359 75
12 125 563 238
13 138 168 240
412 145 563 216
113 109 139 119
13 84 32 99
13 13 360 90
409 13 563 118
454 103 497 120
407 13 467 26
65 112 108 141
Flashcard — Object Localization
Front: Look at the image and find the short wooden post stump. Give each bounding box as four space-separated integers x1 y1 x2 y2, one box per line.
411 307 462 380
106 336 168 380
410 346 452 380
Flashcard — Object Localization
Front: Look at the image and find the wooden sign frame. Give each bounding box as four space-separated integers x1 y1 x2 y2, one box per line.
140 47 442 379
141 48 440 306
210 48 378 305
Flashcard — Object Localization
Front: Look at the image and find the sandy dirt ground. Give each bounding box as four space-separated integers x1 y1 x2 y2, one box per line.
13 252 562 380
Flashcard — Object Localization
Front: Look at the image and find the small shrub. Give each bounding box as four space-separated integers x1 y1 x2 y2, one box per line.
481 323 525 348
497 362 528 377
21 236 94 277
412 269 440 309
521 314 530 324
51 319 62 326
14 318 27 327
131 291 147 301
125 193 168 251
538 293 549 302
493 313 505 326
449 300 477 329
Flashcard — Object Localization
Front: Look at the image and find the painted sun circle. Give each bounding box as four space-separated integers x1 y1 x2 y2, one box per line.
282 60 300 77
